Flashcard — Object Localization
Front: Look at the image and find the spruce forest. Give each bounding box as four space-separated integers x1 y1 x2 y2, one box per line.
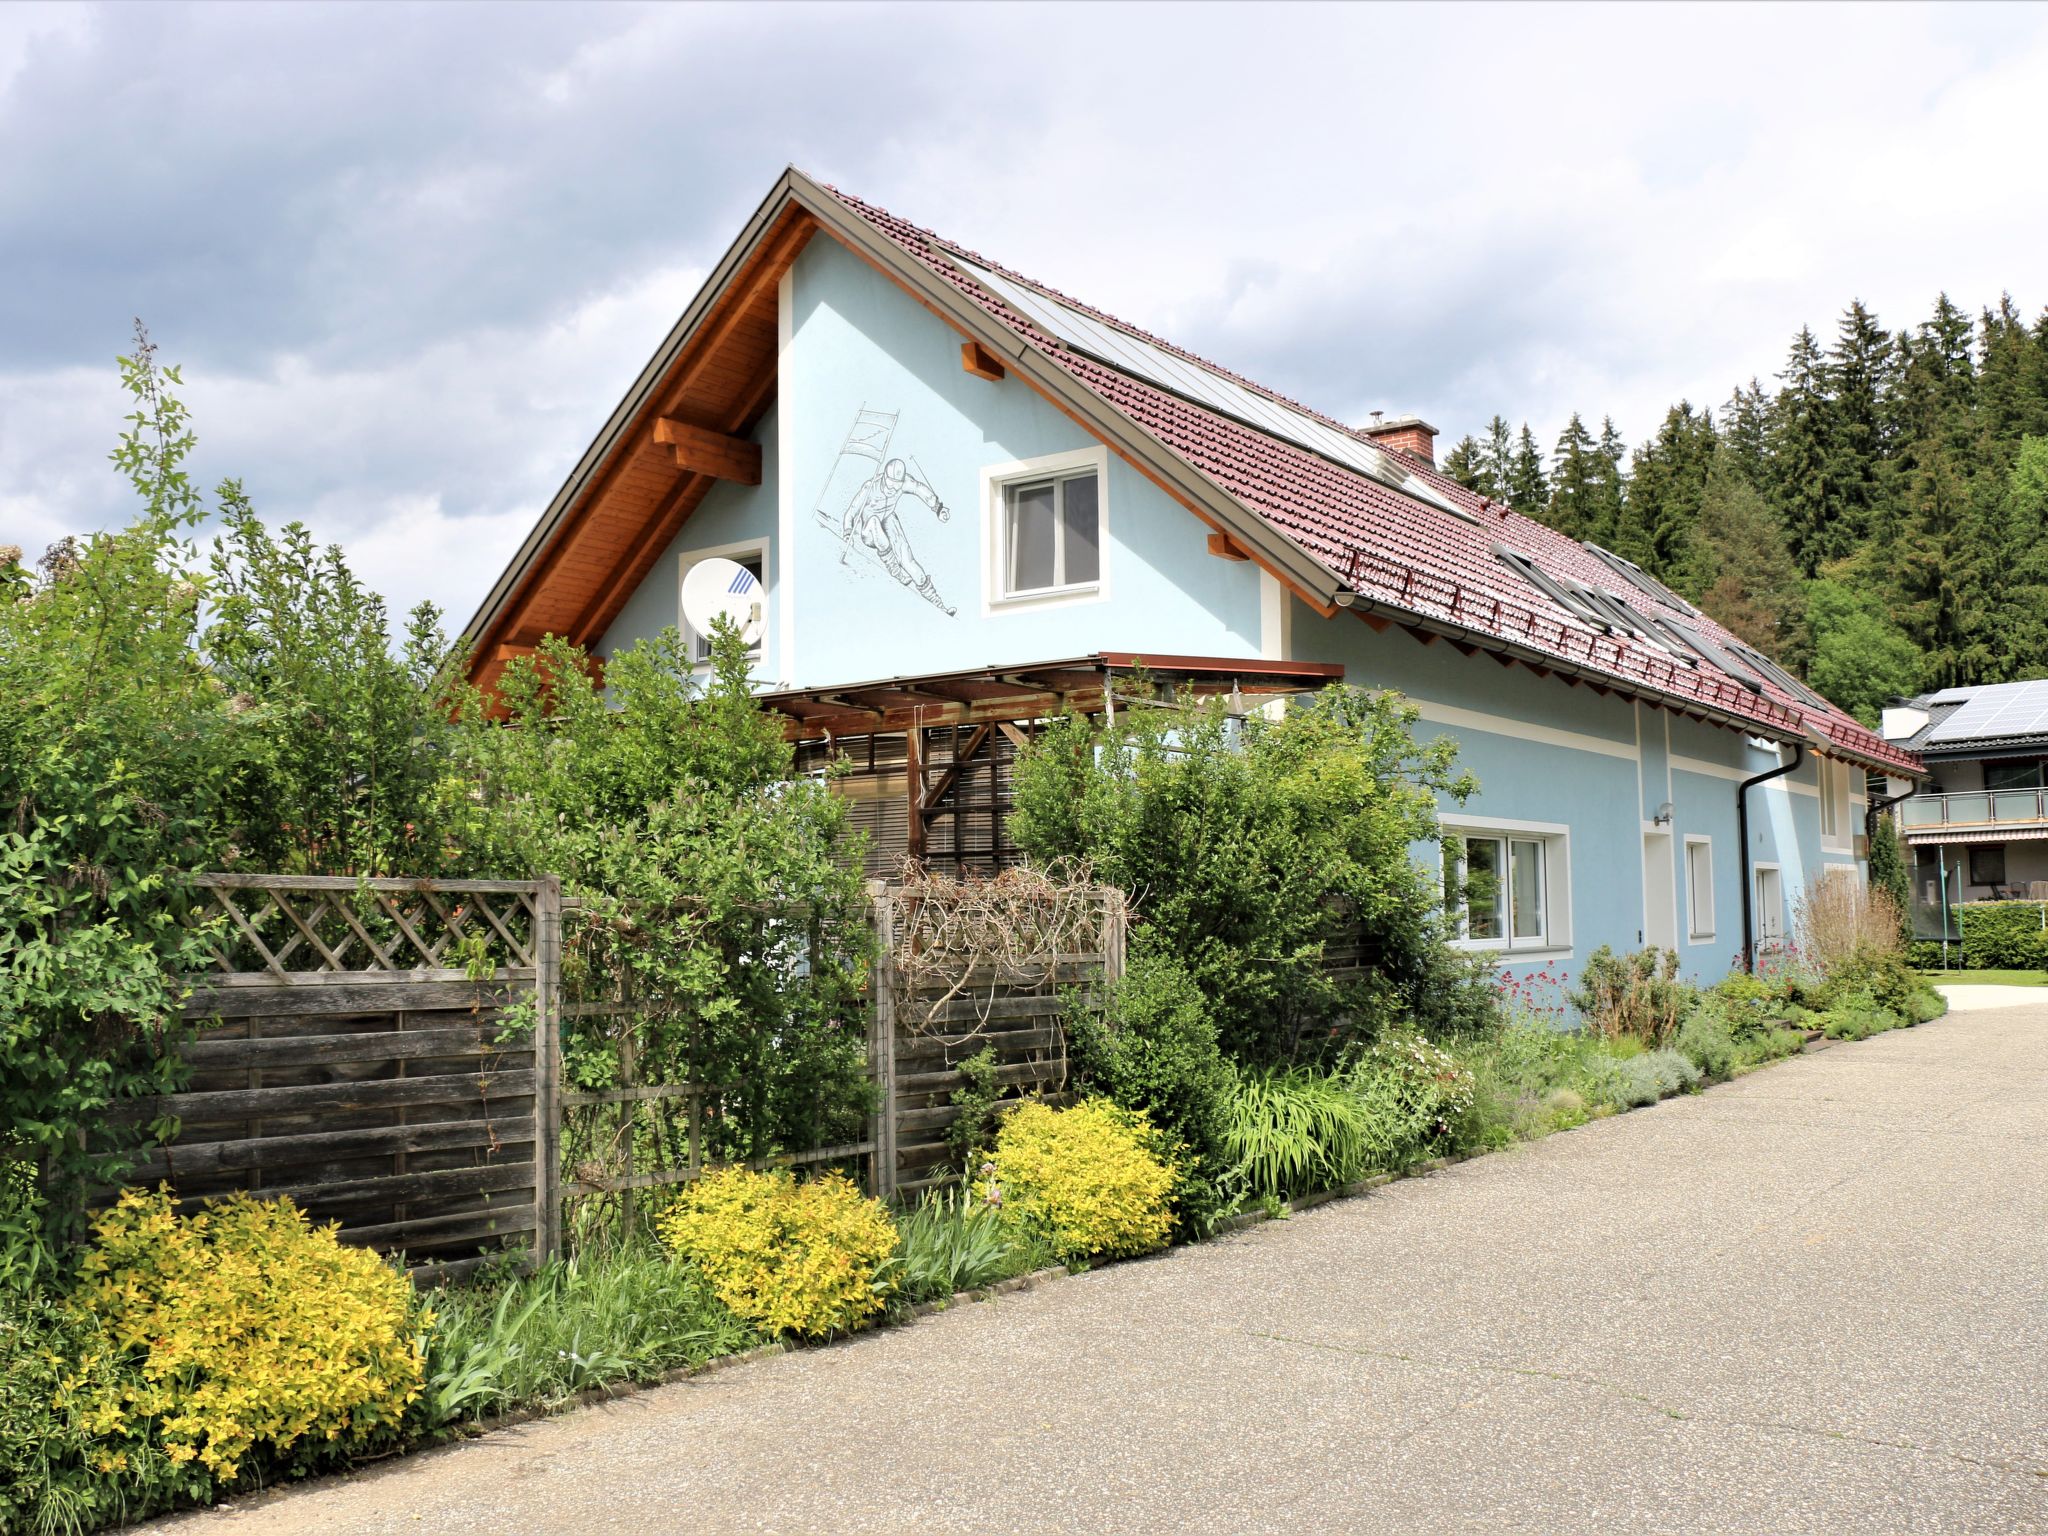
1440 295 2048 725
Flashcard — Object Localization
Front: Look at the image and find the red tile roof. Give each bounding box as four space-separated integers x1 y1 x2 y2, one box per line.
825 187 1922 779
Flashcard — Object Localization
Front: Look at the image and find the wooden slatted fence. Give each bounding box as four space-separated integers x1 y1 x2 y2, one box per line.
125 873 561 1284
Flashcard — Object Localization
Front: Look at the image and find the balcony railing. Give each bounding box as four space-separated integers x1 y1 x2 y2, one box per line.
1900 787 2048 830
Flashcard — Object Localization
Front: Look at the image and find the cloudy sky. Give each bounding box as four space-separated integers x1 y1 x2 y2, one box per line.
5 0 2046 629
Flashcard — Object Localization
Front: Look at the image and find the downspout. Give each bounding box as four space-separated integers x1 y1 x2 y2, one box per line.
1738 743 1806 973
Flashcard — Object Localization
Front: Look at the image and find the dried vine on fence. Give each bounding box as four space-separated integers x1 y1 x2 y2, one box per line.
888 861 1119 1032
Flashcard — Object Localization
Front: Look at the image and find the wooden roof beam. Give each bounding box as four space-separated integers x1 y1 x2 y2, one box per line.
655 418 762 484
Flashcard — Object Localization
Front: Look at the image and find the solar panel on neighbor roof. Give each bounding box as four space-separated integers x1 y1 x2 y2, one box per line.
1924 679 2048 744
956 259 1475 523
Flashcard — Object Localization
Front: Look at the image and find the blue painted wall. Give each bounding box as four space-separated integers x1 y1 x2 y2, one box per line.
592 228 1866 993
780 238 1265 687
1296 597 1866 992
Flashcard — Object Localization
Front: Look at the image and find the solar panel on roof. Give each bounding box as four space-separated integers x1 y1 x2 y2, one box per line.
955 258 1477 524
1924 678 2048 744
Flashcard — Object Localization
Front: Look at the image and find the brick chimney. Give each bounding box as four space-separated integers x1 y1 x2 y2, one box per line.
1360 413 1439 467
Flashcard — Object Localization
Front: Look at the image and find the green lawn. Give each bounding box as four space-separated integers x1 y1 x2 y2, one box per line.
1917 968 2048 987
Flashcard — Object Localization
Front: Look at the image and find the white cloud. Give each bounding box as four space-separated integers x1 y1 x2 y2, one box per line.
5 0 2047 625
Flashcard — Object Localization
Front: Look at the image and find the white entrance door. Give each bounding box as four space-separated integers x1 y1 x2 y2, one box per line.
1643 831 1677 950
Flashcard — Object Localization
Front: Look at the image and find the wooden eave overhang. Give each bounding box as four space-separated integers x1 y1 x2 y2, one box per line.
759 653 1344 741
462 168 1354 702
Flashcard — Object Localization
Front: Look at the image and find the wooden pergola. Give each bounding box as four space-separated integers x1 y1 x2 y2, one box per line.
764 653 1343 872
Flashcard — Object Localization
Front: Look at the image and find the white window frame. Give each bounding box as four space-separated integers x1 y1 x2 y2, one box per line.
1819 758 1852 851
981 445 1110 615
1684 835 1716 943
1754 861 1785 946
1440 813 1572 955
1826 765 1859 860
677 537 770 668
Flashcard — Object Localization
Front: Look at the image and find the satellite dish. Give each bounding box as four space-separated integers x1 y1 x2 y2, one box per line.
680 557 765 647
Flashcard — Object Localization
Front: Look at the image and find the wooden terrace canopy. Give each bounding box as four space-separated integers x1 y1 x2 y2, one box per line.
767 653 1344 872
759 652 1345 741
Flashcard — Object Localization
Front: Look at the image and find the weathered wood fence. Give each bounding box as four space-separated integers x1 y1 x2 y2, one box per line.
870 880 1126 1198
132 873 561 1282
132 871 1127 1275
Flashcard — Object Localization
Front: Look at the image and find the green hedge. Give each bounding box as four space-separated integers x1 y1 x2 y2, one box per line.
1956 901 2048 969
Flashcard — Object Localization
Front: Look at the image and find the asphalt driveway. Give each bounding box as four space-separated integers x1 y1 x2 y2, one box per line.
158 1000 2048 1536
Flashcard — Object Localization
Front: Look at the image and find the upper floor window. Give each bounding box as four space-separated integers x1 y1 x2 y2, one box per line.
983 447 1110 611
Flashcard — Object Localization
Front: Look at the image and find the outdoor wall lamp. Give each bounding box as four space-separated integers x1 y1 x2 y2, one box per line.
1653 802 1675 826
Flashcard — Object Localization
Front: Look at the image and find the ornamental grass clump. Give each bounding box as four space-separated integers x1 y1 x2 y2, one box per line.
981 1099 1176 1263
1223 1070 1371 1201
656 1167 897 1338
63 1189 423 1497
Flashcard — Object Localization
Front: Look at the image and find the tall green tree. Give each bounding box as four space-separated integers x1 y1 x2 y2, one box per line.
1720 379 1773 489
1693 465 1806 663
1626 402 1717 589
1770 325 1834 574
1506 424 1549 516
1824 300 1895 550
1589 416 1634 555
1805 579 1924 725
1545 412 1600 539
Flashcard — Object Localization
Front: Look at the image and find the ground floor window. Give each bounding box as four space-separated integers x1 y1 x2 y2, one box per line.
1443 826 1562 950
1969 844 2007 887
1685 836 1715 942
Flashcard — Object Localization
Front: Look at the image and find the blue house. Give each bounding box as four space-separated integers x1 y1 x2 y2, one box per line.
463 169 1922 985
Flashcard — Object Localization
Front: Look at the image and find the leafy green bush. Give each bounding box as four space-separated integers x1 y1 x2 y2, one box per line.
1956 901 2048 970
1343 1031 1475 1167
420 1247 758 1425
1601 1048 1701 1107
1819 991 1904 1040
1906 988 1949 1024
1674 1004 1805 1079
1674 1010 1740 1079
656 1167 898 1338
1569 946 1697 1047
890 1188 1049 1307
1223 1070 1371 1201
982 1100 1177 1263
479 628 875 1170
1070 947 1235 1236
0 1287 171 1536
1010 686 1477 1067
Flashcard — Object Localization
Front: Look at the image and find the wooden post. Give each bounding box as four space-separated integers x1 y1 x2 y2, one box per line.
868 881 898 1201
904 723 926 863
534 874 563 1266
1102 889 1128 985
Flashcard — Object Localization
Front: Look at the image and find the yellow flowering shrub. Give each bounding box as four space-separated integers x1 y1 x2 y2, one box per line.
656 1167 897 1337
981 1099 1176 1262
63 1189 423 1489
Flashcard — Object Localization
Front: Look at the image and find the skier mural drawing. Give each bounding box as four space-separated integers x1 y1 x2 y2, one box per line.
813 406 956 615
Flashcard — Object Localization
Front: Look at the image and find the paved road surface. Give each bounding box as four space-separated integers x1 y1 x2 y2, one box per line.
157 1000 2048 1535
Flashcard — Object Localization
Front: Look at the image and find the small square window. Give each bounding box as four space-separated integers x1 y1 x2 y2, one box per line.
1001 470 1099 598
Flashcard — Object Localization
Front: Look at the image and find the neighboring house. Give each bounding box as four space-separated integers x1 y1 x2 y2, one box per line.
1879 680 2048 939
463 168 1922 984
